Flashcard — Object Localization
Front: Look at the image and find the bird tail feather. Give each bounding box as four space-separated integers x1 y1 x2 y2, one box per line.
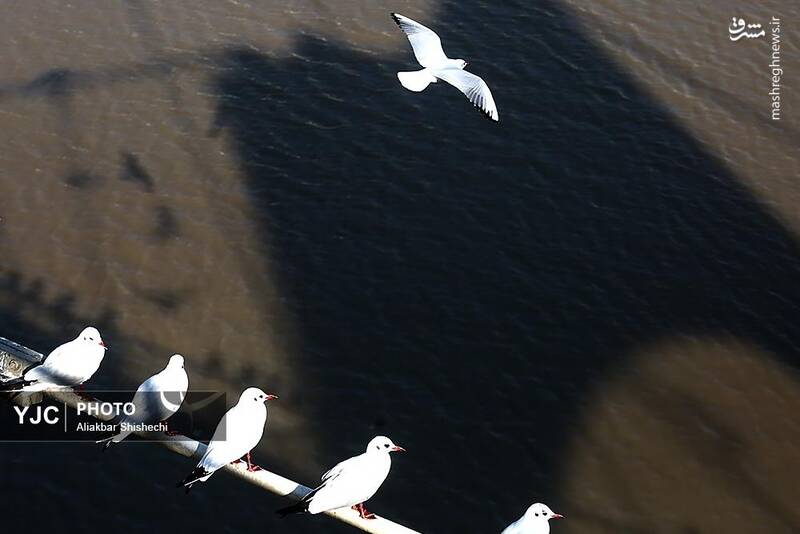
177 466 211 492
397 70 434 92
275 483 324 517
276 500 310 518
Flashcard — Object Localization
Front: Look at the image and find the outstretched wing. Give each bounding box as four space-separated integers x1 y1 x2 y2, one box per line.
391 13 448 68
433 68 499 121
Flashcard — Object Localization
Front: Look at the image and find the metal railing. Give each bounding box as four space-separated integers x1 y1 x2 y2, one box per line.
0 335 421 534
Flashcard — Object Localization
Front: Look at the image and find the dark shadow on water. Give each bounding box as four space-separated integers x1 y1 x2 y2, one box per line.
25 68 83 98
64 170 105 190
120 151 156 192
151 205 180 241
210 1 800 532
131 285 191 312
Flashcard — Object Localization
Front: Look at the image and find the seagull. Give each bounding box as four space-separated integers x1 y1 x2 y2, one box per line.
502 503 564 534
391 12 499 121
0 326 107 392
177 387 277 492
276 435 405 520
97 354 189 449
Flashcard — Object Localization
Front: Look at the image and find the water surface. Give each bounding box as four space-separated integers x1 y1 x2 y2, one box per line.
0 1 798 533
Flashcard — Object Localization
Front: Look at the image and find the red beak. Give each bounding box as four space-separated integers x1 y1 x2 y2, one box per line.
390 445 405 452
551 513 564 520
265 394 278 401
99 340 107 348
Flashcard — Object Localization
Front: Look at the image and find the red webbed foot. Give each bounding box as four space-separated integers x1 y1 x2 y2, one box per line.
352 503 376 520
245 451 262 472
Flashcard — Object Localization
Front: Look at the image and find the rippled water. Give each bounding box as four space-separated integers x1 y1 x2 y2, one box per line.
0 1 799 533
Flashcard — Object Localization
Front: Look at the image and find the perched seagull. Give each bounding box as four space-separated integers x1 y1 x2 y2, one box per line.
276 435 405 520
97 354 189 450
0 326 107 391
177 387 277 492
502 503 564 534
391 12 499 121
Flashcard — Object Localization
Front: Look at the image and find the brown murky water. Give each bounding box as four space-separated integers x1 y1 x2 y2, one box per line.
0 1 798 533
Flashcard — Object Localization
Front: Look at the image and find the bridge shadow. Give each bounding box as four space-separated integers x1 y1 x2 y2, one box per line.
211 1 800 532
0 0 797 533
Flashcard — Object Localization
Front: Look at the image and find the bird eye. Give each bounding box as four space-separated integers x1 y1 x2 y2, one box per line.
534 513 539 517
543 512 548 516
384 443 390 448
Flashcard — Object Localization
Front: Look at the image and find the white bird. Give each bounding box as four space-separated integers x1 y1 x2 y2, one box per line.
0 326 108 392
391 12 499 121
276 435 405 520
178 387 277 492
502 503 564 534
97 354 189 449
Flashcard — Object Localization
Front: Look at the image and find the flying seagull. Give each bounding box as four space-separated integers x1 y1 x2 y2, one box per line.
97 354 189 449
276 435 405 520
502 503 564 534
391 12 499 121
0 326 107 392
177 387 277 492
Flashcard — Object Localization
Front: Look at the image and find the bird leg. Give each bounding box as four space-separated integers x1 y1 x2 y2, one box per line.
234 452 262 471
352 503 376 520
245 451 262 472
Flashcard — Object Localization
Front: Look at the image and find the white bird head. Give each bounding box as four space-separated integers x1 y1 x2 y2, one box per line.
167 354 185 369
456 59 468 69
367 435 405 454
239 387 278 404
524 503 563 523
78 326 106 350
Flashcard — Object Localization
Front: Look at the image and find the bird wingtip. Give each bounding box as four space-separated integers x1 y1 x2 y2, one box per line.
476 104 500 122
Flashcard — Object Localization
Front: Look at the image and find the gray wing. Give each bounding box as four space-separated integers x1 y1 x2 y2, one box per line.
296 457 350 505
432 68 499 121
200 407 234 463
124 372 177 424
391 13 448 68
320 454 360 482
25 342 73 384
199 404 264 471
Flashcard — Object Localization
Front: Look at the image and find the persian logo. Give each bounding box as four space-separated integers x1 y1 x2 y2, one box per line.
728 17 765 40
